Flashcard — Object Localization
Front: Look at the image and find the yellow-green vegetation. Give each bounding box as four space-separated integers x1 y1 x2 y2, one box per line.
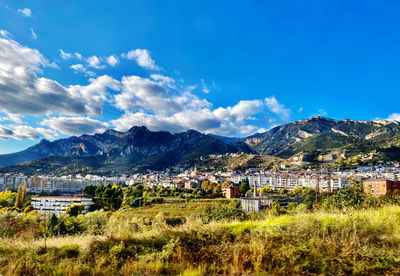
2 199 400 275
121 199 232 218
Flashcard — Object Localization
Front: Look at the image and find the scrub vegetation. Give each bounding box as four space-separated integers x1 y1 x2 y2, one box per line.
1 182 400 275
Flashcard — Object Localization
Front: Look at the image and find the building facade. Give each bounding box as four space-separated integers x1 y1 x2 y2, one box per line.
363 179 400 197
31 195 93 215
223 185 239 199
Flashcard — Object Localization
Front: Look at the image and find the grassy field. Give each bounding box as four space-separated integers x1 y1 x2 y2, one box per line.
123 198 233 218
1 201 400 275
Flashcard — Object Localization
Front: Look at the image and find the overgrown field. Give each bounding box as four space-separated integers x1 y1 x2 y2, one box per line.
2 202 400 275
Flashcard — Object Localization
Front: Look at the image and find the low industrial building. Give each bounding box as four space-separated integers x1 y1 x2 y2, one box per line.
241 197 275 212
31 195 93 215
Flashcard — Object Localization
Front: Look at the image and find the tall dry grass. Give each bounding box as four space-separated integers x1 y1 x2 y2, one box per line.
1 205 400 275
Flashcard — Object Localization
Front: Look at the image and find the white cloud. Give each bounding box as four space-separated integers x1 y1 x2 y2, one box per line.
112 112 186 134
18 8 32 17
69 75 121 116
0 113 23 123
75 53 82 60
0 29 10 37
30 28 37 39
70 64 96 77
60 49 82 60
41 117 110 136
265 96 291 121
0 124 56 140
112 99 265 137
387 113 400 121
111 76 284 136
107 55 119 66
150 74 175 88
0 36 293 140
0 36 123 117
122 49 160 70
87 55 105 69
115 76 182 115
60 49 73 60
298 107 303 113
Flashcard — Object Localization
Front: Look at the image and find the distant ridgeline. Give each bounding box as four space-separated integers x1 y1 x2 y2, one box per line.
1 116 400 174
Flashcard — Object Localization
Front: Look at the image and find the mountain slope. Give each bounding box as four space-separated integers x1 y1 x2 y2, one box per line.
0 126 254 174
245 116 400 161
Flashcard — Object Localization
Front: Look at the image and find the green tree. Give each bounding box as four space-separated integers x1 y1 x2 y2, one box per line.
65 204 85 217
239 179 250 196
82 185 97 196
260 186 271 194
14 183 26 209
322 181 364 209
0 190 16 207
48 214 59 232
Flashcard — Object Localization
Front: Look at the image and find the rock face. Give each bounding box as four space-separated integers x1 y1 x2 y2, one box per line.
0 126 254 169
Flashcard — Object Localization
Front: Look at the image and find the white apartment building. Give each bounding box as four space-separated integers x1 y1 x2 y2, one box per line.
31 195 92 215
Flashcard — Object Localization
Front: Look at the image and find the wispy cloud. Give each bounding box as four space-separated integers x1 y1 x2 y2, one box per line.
18 8 32 17
387 113 400 121
30 28 37 39
265 96 291 121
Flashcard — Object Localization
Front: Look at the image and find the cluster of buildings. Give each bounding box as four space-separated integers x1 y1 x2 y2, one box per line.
0 174 126 194
3 164 400 215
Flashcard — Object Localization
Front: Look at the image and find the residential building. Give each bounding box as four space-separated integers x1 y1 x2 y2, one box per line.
363 178 400 197
31 195 93 215
223 185 239 199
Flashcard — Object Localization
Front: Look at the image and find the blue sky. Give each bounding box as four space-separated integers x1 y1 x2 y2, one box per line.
0 0 400 154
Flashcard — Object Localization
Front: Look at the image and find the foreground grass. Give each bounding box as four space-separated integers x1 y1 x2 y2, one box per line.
2 205 400 275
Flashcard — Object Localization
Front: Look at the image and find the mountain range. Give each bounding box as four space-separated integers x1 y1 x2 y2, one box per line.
0 126 254 174
1 116 400 175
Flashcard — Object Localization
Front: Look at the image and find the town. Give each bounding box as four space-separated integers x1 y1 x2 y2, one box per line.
2 163 400 215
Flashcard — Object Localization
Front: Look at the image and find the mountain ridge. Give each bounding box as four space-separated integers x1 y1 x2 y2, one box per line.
2 116 400 174
0 126 254 174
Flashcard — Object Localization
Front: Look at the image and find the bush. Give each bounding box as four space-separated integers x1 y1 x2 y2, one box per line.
202 201 247 222
66 204 85 217
59 244 80 258
23 205 34 214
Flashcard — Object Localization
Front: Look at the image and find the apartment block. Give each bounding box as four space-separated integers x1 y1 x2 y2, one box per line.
31 195 93 215
363 178 400 197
